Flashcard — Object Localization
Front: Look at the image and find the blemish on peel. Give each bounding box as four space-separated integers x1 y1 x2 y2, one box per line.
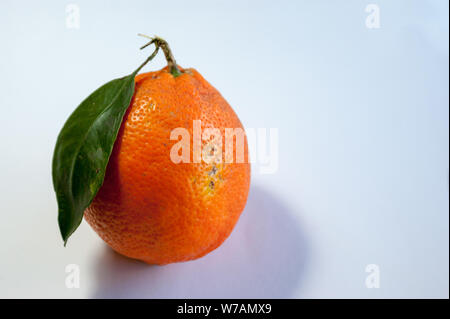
208 165 218 176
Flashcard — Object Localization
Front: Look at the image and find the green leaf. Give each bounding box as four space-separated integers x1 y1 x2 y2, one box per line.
52 72 137 245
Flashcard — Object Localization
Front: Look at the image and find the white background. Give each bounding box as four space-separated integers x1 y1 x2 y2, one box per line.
0 0 448 298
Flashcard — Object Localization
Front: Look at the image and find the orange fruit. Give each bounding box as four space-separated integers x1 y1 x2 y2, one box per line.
84 66 251 265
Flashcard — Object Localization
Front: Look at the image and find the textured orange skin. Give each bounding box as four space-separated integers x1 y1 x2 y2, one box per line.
84 67 251 265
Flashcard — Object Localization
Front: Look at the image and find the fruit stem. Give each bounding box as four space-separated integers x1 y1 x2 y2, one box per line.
134 46 159 75
138 34 182 77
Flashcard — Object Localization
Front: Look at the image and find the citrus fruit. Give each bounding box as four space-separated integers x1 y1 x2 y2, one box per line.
83 38 251 265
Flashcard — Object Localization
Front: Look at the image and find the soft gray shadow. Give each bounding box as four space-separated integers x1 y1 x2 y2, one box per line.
92 185 309 298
